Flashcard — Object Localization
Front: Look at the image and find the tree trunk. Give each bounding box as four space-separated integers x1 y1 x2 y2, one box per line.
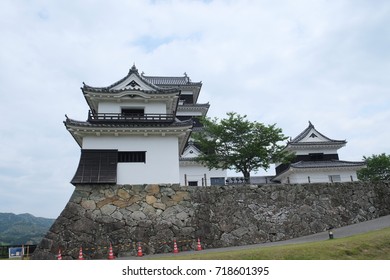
243 170 250 184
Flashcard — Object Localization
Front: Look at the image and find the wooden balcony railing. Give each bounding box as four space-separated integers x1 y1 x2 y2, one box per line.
88 111 175 123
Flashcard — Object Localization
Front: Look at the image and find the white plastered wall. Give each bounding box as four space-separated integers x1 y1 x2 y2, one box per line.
83 135 180 184
281 169 358 184
179 164 227 186
98 101 167 114
291 148 339 155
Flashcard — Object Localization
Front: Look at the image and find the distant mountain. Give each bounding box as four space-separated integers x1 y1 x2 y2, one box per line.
0 213 54 245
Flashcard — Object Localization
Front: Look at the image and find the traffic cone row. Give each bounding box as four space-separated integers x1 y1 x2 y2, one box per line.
61 238 203 259
59 244 116 260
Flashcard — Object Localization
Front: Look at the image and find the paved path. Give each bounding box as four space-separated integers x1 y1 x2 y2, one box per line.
119 215 390 259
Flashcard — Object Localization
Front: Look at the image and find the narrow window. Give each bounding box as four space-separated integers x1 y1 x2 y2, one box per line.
118 151 146 163
188 181 198 186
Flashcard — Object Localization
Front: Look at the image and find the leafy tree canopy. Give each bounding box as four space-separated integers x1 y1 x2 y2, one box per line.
192 112 292 181
357 153 390 181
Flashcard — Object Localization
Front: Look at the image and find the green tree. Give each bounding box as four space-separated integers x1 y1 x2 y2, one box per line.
357 153 390 181
193 112 292 182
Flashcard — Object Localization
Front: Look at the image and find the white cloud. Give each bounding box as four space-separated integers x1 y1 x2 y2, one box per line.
0 0 389 218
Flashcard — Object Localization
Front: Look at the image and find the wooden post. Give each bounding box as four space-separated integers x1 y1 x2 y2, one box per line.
184 174 187 186
204 174 207 187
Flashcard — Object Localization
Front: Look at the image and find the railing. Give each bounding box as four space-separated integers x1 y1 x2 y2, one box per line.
88 111 175 123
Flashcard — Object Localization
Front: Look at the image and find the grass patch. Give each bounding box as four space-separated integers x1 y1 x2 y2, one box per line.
152 227 390 260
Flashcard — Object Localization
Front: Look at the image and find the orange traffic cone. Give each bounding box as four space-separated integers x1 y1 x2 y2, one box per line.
78 247 85 260
137 242 143 257
108 243 115 260
197 238 202 251
57 248 62 260
173 239 179 254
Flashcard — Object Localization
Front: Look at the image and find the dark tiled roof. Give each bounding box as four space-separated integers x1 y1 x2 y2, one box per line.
178 103 210 109
82 64 163 92
64 118 193 128
143 75 202 87
290 160 366 169
288 141 346 147
177 103 210 116
82 65 201 93
82 86 179 94
289 121 346 144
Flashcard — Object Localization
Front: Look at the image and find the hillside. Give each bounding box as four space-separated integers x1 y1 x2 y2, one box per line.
0 213 54 245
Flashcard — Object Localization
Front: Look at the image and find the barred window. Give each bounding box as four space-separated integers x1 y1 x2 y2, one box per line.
118 151 146 163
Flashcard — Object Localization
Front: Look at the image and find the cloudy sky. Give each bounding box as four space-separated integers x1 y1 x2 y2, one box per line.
1 0 389 218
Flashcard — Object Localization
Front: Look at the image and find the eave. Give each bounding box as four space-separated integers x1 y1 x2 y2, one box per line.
285 141 347 151
143 75 202 103
179 158 203 167
82 64 164 92
83 89 180 114
63 118 193 153
289 121 346 144
177 103 210 116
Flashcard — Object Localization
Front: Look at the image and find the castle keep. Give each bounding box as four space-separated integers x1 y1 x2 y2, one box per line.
64 65 226 186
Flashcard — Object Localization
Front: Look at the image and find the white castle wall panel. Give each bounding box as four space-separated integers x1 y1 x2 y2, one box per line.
83 136 180 184
98 101 167 114
179 164 227 186
284 170 358 184
293 148 339 155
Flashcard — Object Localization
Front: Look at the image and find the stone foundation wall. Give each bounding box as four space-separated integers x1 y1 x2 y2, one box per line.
32 181 390 259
